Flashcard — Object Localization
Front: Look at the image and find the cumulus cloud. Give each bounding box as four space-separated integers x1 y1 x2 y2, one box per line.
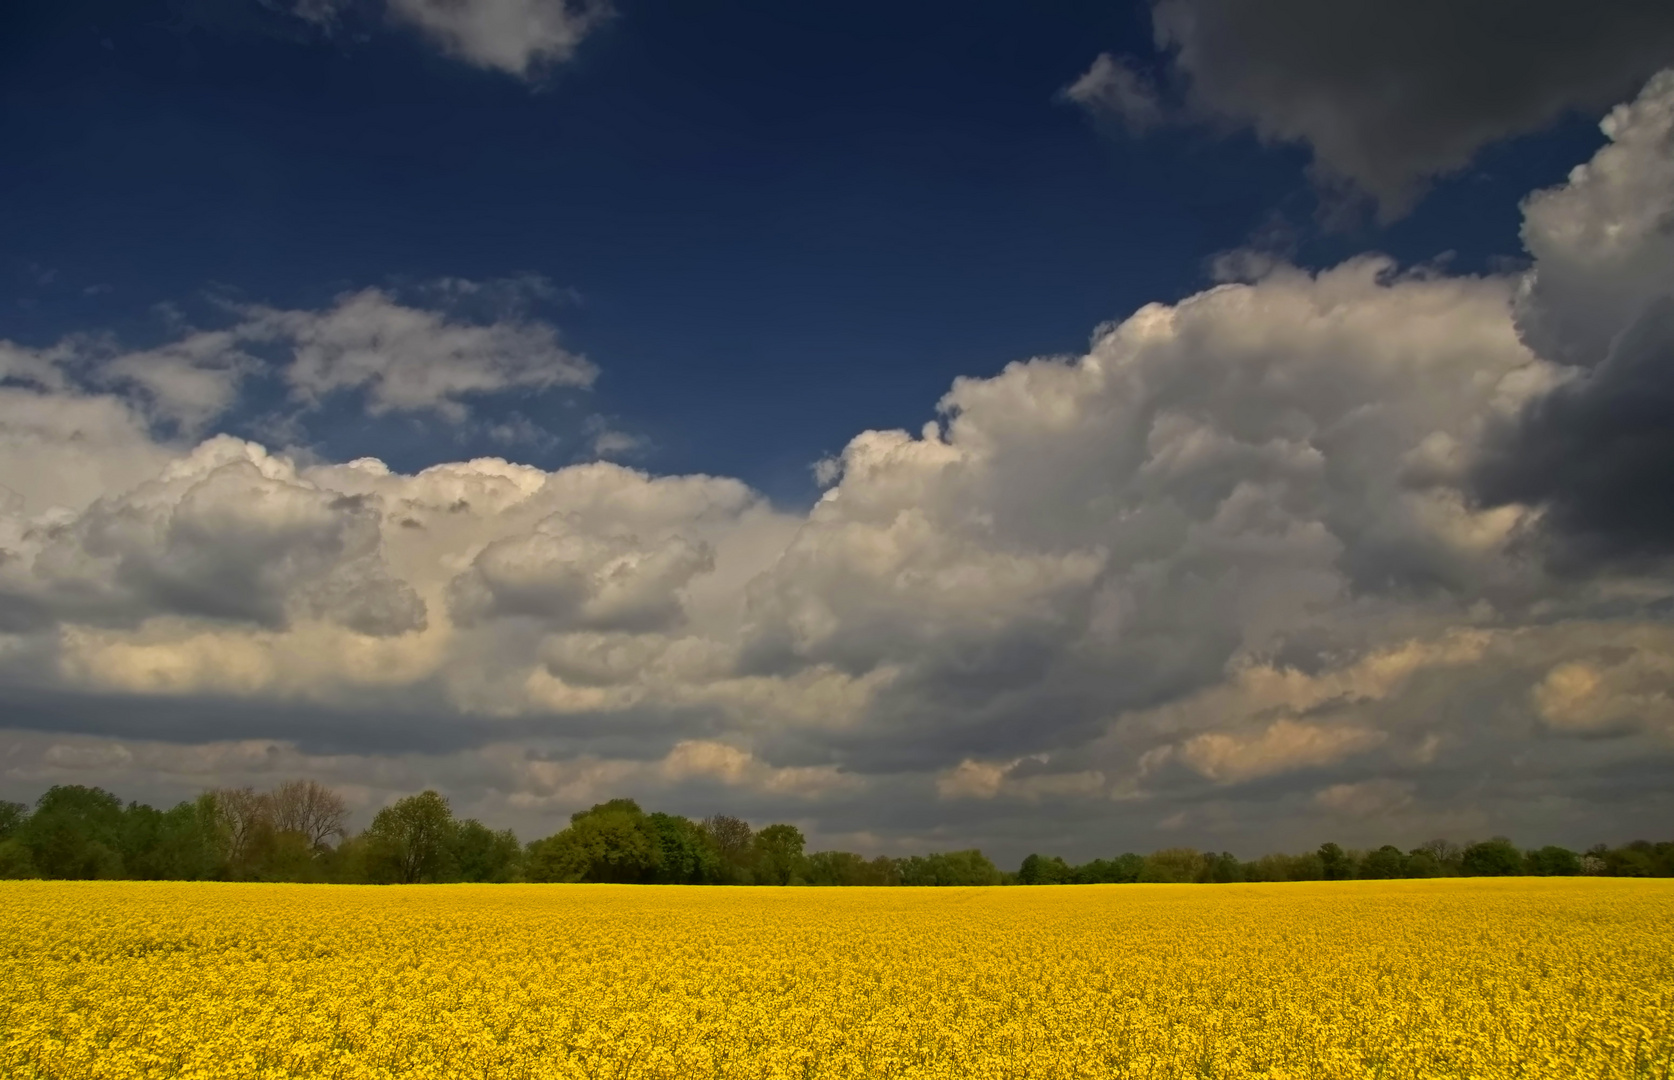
386 0 611 79
1067 1 1674 218
1180 720 1387 784
1 437 425 637
448 519 713 632
8 75 1674 853
248 286 596 420
1472 72 1674 566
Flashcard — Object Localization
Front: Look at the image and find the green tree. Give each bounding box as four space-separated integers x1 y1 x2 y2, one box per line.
1204 851 1243 883
1318 843 1355 881
21 785 126 879
121 796 223 881
899 850 1002 886
364 790 458 884
0 800 26 840
1359 845 1408 880
647 813 721 884
804 850 899 886
1074 854 1146 883
1018 853 1072 885
1525 845 1581 876
1140 848 1206 884
452 819 523 882
1460 837 1524 876
752 823 806 885
701 814 755 883
526 799 661 883
1403 850 1441 878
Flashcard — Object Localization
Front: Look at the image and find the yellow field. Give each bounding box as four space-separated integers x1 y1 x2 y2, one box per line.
2 879 1671 1079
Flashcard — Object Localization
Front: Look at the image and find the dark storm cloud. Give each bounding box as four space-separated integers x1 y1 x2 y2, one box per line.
1473 301 1674 569
1072 0 1674 217
0 683 727 758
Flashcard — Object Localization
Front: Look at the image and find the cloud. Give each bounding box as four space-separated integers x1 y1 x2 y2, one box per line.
1068 1 1674 219
7 76 1674 854
248 286 596 421
2 437 426 637
1471 73 1674 567
1061 54 1163 133
447 518 713 632
1314 778 1415 819
1180 720 1387 784
385 0 611 79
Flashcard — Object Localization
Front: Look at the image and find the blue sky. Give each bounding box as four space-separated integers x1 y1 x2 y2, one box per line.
3 0 1605 500
2 0 1672 856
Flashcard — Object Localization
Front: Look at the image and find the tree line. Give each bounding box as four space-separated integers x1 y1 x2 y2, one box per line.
1 781 1668 884
1015 837 1674 884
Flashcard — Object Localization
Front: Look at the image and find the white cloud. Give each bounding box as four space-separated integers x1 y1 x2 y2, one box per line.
1062 54 1163 133
386 0 611 79
1180 720 1387 784
8 76 1674 851
249 287 596 420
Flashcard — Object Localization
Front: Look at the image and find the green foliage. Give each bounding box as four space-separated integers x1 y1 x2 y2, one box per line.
1017 853 1072 885
364 790 457 884
1403 850 1441 878
700 814 755 883
1461 838 1524 877
752 823 807 886
898 849 1002 886
1318 842 1356 881
5 777 1673 886
1359 845 1408 880
1525 845 1582 876
1204 851 1243 883
0 800 26 841
803 850 900 886
0 837 37 879
1140 848 1207 884
452 819 524 883
21 785 127 879
526 800 661 883
646 813 721 885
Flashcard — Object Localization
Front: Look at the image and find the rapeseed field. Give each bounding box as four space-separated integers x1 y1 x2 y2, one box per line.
2 878 1670 1079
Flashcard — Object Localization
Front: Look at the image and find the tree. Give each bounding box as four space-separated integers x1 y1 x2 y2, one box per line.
899 850 1002 886
1360 845 1408 880
364 790 457 884
1461 837 1524 877
0 800 25 840
647 813 721 884
1141 848 1207 884
119 797 223 881
701 814 755 882
804 850 899 886
1018 854 1072 885
1074 854 1146 883
22 785 126 879
526 800 661 883
1403 850 1441 878
1525 845 1582 876
452 819 523 882
752 823 806 885
210 786 276 876
1318 842 1355 881
1204 851 1243 883
268 779 349 850
1415 839 1462 873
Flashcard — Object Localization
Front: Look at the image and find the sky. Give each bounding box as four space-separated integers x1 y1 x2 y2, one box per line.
2 0 1673 864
